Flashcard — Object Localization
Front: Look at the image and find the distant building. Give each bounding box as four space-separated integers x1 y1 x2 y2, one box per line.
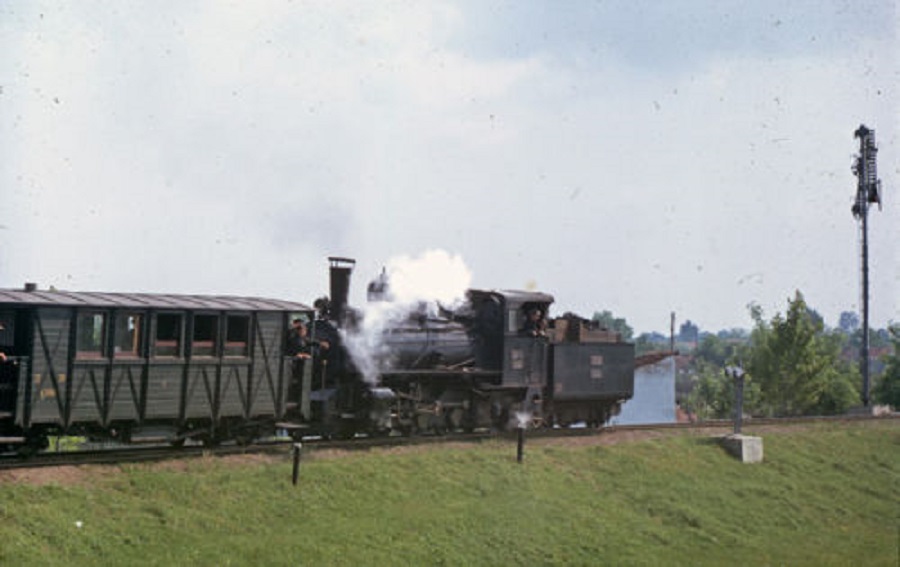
611 352 676 425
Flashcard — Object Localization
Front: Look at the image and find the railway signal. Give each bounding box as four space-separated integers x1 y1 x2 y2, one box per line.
851 125 882 407
725 366 746 435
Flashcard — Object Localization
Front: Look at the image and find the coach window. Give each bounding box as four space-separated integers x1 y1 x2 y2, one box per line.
76 312 107 359
114 312 143 359
192 314 219 357
0 311 14 352
224 315 250 358
155 313 183 358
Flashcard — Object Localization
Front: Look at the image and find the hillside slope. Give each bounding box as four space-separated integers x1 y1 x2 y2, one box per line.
1 420 897 566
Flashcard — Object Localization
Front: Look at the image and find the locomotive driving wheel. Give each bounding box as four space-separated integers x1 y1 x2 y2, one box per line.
446 407 465 431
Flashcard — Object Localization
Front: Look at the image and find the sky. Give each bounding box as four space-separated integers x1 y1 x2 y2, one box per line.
1 0 897 334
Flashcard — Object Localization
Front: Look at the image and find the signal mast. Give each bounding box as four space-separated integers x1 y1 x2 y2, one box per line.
851 125 882 407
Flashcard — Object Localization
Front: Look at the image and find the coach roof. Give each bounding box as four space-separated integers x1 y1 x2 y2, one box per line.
0 289 312 312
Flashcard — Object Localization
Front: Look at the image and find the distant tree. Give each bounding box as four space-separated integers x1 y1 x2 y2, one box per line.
838 311 860 335
694 334 731 367
638 331 668 344
717 328 749 341
805 307 825 330
591 310 633 342
745 291 859 416
847 326 892 352
872 325 900 408
680 330 754 418
683 361 730 419
683 359 760 420
871 328 891 350
634 331 669 356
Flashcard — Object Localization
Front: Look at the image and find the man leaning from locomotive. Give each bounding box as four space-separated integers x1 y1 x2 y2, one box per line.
285 319 330 404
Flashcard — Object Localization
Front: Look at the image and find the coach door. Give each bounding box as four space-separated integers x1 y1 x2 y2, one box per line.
0 310 18 419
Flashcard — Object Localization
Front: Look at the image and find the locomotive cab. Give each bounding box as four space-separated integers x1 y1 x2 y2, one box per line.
467 290 553 388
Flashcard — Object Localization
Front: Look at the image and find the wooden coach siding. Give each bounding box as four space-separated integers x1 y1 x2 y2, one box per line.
107 361 143 422
16 308 297 432
181 362 250 421
145 363 183 420
24 308 70 427
69 361 112 425
248 313 287 418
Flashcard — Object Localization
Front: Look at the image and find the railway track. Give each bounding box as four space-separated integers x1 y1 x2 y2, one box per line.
1 413 895 471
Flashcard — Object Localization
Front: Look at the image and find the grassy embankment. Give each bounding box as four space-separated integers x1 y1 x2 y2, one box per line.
0 420 897 566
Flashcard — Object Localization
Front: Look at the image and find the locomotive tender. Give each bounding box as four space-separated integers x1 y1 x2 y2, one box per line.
0 259 634 452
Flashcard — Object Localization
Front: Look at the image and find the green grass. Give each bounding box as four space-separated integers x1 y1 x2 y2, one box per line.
1 421 897 566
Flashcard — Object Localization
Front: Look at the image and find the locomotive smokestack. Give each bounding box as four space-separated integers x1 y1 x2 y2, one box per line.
328 257 356 324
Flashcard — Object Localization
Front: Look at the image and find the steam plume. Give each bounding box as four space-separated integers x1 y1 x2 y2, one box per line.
342 249 472 383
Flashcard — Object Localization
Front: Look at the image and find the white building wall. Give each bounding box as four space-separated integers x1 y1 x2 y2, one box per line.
611 356 676 425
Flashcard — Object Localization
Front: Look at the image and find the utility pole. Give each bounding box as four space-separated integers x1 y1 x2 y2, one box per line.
670 312 675 353
851 125 882 407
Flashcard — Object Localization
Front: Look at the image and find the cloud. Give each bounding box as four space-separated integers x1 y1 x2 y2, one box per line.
0 1 896 333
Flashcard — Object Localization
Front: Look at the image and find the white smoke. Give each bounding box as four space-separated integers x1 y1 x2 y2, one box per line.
515 410 532 430
382 250 473 307
341 249 473 384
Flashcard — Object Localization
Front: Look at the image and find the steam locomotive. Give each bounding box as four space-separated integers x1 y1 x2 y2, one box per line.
0 258 634 452
307 258 635 438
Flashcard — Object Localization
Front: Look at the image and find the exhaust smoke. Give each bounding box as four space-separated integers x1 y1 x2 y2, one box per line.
341 250 473 384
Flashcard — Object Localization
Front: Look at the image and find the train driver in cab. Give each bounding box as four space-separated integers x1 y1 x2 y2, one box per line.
286 319 313 361
521 307 547 338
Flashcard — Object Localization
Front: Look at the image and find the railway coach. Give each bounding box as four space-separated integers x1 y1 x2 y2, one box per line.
0 285 313 452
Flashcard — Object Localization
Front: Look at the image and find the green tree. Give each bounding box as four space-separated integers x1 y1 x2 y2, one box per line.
683 359 760 420
745 291 859 416
717 328 749 340
872 325 900 408
679 331 751 415
634 333 660 356
695 334 732 367
591 310 633 342
847 326 892 352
